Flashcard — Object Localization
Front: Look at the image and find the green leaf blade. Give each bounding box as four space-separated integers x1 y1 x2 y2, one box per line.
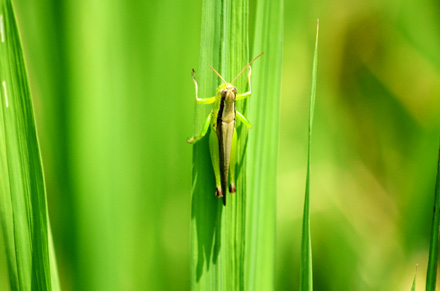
300 20 319 291
245 0 283 289
191 0 284 289
426 143 440 291
411 265 417 291
0 1 59 290
190 0 249 290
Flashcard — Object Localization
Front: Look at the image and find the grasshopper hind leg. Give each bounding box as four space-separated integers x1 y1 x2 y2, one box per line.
229 128 238 193
209 129 223 199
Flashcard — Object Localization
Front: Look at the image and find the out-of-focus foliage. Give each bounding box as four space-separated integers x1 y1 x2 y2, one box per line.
279 1 440 290
10 0 199 290
0 0 437 290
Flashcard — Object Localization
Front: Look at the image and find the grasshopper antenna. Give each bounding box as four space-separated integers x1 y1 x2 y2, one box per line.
208 66 227 84
231 52 264 85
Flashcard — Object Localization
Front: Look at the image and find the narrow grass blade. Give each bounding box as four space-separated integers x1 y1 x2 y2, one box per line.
411 265 417 291
426 142 440 291
0 0 59 290
300 20 319 291
245 0 283 289
190 0 249 289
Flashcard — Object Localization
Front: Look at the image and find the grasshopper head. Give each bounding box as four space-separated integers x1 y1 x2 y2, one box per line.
218 83 237 103
209 52 264 103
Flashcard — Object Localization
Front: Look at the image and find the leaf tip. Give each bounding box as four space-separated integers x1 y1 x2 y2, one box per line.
316 19 319 36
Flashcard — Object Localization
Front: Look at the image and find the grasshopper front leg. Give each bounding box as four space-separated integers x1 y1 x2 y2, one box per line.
192 69 216 104
187 69 217 144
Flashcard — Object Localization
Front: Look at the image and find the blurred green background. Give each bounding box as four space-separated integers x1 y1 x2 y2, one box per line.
0 0 439 290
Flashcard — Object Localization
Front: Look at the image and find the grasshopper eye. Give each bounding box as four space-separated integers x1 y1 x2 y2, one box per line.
233 87 237 94
221 89 227 95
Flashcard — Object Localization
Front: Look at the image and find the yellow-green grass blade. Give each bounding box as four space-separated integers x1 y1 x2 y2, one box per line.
0 0 59 290
190 0 249 289
245 0 283 289
426 144 440 291
300 20 319 291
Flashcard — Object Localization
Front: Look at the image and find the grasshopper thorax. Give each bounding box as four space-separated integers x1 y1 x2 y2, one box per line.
218 83 237 103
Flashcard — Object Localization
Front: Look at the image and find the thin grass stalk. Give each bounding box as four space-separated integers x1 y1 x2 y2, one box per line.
411 265 417 291
426 142 440 291
299 20 319 291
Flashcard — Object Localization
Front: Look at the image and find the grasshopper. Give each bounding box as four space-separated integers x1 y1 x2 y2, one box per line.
187 53 264 204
